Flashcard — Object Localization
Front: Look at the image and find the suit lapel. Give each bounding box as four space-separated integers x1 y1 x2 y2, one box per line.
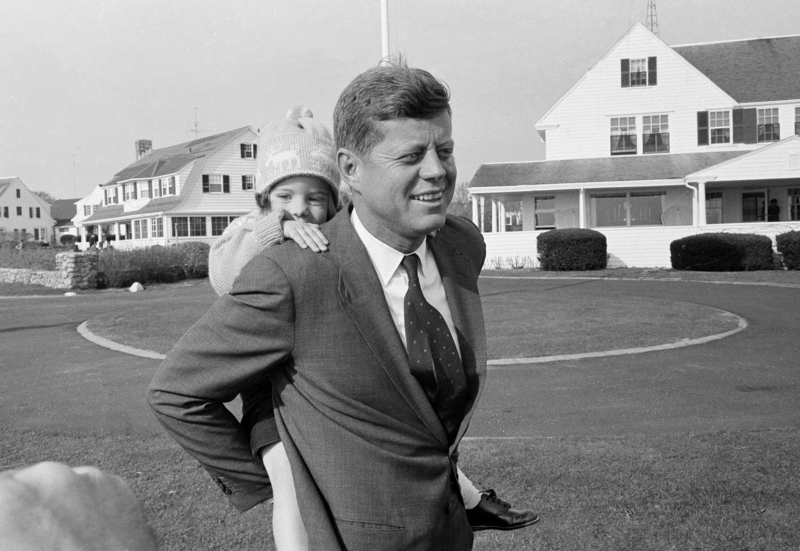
327 209 450 448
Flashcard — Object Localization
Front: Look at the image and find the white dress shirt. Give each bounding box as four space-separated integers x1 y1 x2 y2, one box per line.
351 210 461 357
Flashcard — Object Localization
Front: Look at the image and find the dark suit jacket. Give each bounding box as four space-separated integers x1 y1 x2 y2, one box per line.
148 207 487 550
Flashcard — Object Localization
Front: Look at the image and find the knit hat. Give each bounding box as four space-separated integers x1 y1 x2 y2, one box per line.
256 107 340 216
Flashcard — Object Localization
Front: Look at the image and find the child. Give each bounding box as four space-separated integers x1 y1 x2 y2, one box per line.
209 108 537 550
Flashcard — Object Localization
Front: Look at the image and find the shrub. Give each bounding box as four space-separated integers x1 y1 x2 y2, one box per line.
670 233 774 271
96 242 210 288
60 234 76 246
776 231 800 270
0 239 69 270
537 229 607 271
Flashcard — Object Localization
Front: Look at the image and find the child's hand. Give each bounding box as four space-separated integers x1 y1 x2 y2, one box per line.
283 218 329 252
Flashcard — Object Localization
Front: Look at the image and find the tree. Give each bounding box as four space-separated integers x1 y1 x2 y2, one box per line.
447 181 472 218
34 191 57 204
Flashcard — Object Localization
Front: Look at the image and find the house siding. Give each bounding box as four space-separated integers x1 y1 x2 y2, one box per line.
0 177 56 241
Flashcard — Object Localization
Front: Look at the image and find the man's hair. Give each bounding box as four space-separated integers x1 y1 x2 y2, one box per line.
334 59 451 156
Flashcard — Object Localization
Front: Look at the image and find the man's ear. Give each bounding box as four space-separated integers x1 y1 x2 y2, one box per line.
338 148 362 193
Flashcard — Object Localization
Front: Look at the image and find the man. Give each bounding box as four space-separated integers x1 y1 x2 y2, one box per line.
148 63 530 549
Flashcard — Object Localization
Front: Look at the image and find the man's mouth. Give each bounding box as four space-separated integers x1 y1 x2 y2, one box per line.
411 191 443 202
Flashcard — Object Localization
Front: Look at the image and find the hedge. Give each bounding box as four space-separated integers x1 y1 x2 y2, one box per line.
670 233 774 271
776 231 800 270
96 242 210 288
537 228 607 271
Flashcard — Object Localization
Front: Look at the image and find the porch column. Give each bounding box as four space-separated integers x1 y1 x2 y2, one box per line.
472 196 479 228
498 201 506 233
114 222 121 242
579 188 586 228
697 181 707 225
491 199 498 233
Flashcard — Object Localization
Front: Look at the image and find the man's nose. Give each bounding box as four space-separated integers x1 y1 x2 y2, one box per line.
419 150 445 180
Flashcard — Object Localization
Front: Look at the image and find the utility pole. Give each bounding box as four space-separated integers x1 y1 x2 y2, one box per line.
646 0 660 37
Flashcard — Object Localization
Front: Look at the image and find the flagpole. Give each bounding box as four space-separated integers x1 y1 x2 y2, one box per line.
381 0 389 60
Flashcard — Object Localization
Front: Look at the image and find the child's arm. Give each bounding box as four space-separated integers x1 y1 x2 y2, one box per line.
209 209 329 297
209 209 286 296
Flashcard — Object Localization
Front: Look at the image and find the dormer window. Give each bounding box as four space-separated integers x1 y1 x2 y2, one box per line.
621 57 657 87
240 143 257 159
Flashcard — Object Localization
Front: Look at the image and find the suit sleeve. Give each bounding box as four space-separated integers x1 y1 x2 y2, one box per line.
147 254 294 511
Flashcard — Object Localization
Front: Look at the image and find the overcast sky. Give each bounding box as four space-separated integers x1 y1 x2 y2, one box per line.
2 0 799 200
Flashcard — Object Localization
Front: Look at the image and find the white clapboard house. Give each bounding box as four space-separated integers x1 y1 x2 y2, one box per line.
0 176 57 243
78 127 259 249
469 24 800 268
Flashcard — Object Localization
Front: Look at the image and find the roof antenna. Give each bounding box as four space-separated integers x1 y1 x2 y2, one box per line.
190 108 201 138
646 0 660 37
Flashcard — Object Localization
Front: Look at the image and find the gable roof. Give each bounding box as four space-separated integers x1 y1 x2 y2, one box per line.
50 199 80 222
82 195 184 223
0 179 11 199
673 35 800 103
104 126 250 187
471 151 748 188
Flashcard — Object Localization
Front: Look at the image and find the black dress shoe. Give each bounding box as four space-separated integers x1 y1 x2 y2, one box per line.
465 489 540 532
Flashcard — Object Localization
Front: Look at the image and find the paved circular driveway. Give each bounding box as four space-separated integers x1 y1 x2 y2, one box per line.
1 277 798 439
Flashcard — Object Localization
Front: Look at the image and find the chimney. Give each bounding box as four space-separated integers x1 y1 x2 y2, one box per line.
135 139 153 160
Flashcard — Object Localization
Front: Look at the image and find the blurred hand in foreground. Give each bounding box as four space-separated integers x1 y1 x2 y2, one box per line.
0 461 158 551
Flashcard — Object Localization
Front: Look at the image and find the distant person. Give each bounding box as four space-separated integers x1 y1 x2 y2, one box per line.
768 198 780 221
0 461 158 551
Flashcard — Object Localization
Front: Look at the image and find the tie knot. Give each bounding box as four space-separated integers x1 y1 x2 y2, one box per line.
401 254 420 280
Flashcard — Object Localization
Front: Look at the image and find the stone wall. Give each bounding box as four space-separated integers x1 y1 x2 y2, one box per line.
0 252 98 290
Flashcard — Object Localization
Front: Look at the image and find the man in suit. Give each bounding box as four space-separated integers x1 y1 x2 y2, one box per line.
148 63 514 549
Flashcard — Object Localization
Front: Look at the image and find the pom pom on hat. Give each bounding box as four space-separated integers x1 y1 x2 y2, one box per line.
256 107 339 215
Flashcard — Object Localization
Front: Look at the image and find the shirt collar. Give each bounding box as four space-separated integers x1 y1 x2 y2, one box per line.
352 209 429 287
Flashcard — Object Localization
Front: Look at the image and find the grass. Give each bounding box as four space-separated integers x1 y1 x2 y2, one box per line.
2 427 798 550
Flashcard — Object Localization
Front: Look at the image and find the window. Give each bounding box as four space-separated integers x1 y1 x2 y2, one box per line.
202 174 230 193
16 207 22 216
643 115 669 153
795 107 800 136
83 205 92 216
133 219 149 240
621 57 657 88
104 188 119 205
151 217 164 238
242 175 255 191
36 207 40 218
171 217 188 237
502 201 522 231
790 189 800 221
3 207 7 218
758 108 780 142
29 207 33 218
709 111 730 144
611 117 637 155
140 181 151 199
16 189 20 198
211 216 235 236
189 216 206 237
123 183 137 201
534 196 556 229
34 228 39 240
591 191 665 227
240 143 258 159
706 192 723 224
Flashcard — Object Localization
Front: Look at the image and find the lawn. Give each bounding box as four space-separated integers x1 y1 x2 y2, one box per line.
3 427 798 550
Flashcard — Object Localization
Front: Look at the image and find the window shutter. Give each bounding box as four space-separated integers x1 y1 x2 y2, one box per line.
148 180 153 197
647 57 657 86
621 59 630 88
202 174 210 193
242 175 247 190
743 108 757 144
240 144 246 158
697 111 709 146
253 144 258 159
733 109 744 143
223 175 230 193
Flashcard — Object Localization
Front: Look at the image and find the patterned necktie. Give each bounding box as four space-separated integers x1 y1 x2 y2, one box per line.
402 253 467 443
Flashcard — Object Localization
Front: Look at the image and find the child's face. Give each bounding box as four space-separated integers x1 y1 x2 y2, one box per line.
269 176 330 224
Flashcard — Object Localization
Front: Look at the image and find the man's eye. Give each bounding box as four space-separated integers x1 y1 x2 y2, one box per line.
403 152 422 161
438 149 453 160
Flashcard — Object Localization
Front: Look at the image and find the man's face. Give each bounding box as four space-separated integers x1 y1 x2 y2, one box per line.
352 111 456 253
